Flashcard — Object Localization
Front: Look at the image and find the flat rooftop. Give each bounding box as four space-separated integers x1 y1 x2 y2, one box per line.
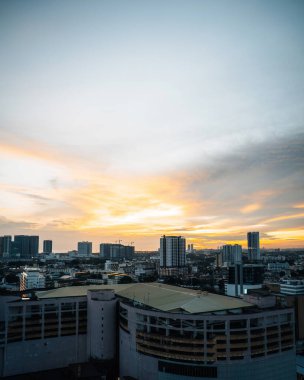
37 283 253 314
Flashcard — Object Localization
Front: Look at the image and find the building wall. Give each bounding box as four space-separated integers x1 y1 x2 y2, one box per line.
2 335 87 377
119 302 295 380
87 289 117 360
157 353 295 380
226 283 262 297
1 296 88 377
0 289 297 379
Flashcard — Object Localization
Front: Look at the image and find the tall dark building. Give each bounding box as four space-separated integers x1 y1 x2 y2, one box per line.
228 264 264 285
13 235 39 258
3 236 12 257
0 237 3 257
78 241 92 256
226 264 264 297
247 231 260 261
99 243 134 260
30 236 39 257
160 235 186 268
43 240 52 254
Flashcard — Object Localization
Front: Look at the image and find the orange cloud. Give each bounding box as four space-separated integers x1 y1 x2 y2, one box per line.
294 203 304 209
263 213 304 224
240 203 261 214
1 135 304 251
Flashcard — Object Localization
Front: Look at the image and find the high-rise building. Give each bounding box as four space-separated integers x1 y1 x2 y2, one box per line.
221 244 242 265
160 235 186 268
78 241 92 256
3 235 12 257
247 231 260 261
13 235 39 258
43 240 53 254
99 243 134 260
0 237 3 257
30 236 39 257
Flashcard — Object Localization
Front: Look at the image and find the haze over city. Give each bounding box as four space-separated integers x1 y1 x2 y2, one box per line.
0 0 304 251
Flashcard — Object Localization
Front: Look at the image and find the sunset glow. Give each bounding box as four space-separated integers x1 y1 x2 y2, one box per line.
1 0 303 251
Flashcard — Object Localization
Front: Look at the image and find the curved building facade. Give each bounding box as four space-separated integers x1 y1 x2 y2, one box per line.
118 284 295 380
0 283 296 379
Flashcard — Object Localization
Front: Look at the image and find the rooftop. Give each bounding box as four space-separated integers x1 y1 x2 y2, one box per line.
37 283 253 314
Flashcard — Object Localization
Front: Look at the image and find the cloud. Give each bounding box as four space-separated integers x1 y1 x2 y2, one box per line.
1 129 303 250
0 216 39 231
240 203 261 214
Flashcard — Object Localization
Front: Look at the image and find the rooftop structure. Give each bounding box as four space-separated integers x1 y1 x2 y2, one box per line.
37 283 252 314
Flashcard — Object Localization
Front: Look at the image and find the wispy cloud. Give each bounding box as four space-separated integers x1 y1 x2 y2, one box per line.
1 130 303 250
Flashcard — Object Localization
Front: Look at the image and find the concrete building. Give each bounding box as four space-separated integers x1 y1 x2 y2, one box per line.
43 239 53 254
247 231 260 261
0 283 296 379
19 268 46 290
13 235 39 258
99 243 134 260
78 241 92 256
226 264 264 297
3 235 12 257
160 235 186 268
221 244 242 265
280 280 304 295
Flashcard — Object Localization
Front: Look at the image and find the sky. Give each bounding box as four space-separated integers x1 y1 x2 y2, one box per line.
0 0 304 252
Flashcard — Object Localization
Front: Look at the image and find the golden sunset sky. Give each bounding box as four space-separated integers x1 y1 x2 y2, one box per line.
0 1 304 251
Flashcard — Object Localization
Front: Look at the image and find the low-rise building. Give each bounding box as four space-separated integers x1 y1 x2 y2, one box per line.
19 267 46 291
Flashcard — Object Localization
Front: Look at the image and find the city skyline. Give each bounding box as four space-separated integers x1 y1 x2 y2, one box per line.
1 0 304 251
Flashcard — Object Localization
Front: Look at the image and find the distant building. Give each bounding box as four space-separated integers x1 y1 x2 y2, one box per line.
13 235 39 258
186 243 194 253
3 235 12 257
43 240 53 254
78 241 92 256
267 262 290 276
20 268 46 290
247 231 260 261
99 243 134 260
280 279 304 295
221 244 242 265
104 260 120 271
160 235 186 268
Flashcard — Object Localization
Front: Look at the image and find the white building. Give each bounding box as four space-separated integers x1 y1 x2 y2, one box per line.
280 279 304 295
20 268 46 291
